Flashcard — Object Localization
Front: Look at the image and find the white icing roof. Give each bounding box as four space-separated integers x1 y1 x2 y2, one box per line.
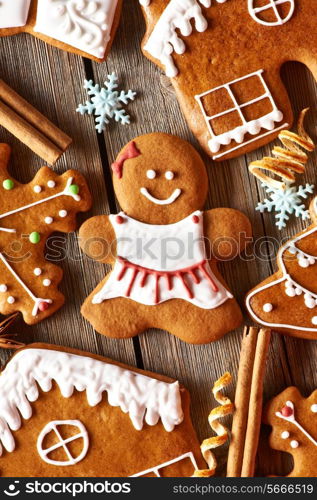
0 348 183 455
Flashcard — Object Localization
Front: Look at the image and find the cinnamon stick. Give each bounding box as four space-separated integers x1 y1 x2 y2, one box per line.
0 80 72 165
227 326 271 477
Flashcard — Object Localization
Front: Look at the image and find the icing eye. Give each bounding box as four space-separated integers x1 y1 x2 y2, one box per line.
146 170 156 179
165 171 174 180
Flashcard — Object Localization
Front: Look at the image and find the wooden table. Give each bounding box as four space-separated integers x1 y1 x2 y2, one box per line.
0 1 316 477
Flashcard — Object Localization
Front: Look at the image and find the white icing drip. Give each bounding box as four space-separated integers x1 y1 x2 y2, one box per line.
144 0 213 78
0 0 31 29
37 420 89 466
195 69 284 155
34 0 119 59
246 222 317 332
276 401 317 447
0 177 79 226
130 451 198 477
0 348 184 454
140 187 182 205
0 253 52 316
248 0 295 27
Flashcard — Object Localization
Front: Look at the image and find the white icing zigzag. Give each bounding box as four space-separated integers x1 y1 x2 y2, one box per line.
0 348 184 455
144 0 227 78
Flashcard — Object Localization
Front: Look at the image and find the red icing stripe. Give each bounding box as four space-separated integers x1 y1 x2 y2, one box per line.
111 141 141 179
116 257 219 303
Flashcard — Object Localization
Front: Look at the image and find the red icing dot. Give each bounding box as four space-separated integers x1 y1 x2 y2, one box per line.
116 215 125 225
281 405 293 417
192 215 200 224
39 301 50 312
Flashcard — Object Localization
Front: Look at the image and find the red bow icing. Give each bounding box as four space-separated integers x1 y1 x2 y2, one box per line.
111 141 141 179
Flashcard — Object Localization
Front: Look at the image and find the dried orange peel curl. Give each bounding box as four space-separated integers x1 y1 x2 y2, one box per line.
249 108 315 191
192 372 234 477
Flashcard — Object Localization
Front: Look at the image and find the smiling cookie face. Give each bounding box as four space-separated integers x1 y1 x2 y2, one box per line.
111 133 208 224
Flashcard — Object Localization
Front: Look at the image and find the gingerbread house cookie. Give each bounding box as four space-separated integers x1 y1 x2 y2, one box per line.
79 132 251 344
0 344 205 477
0 143 92 325
140 1 317 161
263 387 317 477
0 0 123 62
246 197 317 340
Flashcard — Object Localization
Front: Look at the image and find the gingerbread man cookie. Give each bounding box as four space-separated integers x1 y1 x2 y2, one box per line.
0 343 205 477
0 144 91 324
264 387 317 477
246 197 317 340
79 133 251 344
140 1 317 161
0 0 123 62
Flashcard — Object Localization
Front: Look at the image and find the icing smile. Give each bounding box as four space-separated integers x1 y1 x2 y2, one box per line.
140 187 181 205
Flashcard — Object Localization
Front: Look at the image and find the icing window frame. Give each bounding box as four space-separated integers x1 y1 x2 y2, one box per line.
248 0 295 27
195 69 288 160
37 420 89 467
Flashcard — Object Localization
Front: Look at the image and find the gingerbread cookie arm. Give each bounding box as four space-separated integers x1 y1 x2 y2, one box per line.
204 208 252 261
79 216 116 264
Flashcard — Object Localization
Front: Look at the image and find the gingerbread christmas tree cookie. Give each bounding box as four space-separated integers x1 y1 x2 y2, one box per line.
264 387 317 477
246 197 317 340
0 343 205 477
0 144 91 324
140 1 317 160
79 132 251 344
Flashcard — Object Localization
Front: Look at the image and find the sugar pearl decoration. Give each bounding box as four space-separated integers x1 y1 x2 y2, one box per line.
59 210 68 218
290 440 299 449
47 180 56 188
146 169 156 179
0 284 8 293
312 316 317 326
45 217 53 225
34 268 42 276
311 404 317 413
43 279 51 287
165 171 174 180
281 431 290 439
263 303 273 313
7 296 15 304
34 185 42 193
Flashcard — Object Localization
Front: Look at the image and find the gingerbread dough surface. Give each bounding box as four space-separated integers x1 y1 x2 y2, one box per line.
264 387 317 477
0 343 205 477
140 0 317 161
246 197 317 340
80 132 251 344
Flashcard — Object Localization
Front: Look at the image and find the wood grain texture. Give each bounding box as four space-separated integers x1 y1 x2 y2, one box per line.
0 1 316 477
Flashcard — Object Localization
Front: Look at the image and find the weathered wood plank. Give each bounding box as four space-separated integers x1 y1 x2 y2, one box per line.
0 33 136 367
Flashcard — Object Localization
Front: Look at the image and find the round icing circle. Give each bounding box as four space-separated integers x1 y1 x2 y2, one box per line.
44 217 53 225
165 171 174 180
311 404 317 413
0 284 8 293
47 180 56 188
281 431 290 439
34 268 42 276
290 440 299 449
312 316 317 326
59 210 68 218
34 185 42 193
7 296 15 304
263 303 273 313
146 169 156 179
43 279 51 287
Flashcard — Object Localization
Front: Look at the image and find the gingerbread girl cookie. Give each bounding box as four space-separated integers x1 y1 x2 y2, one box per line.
264 387 317 477
0 144 91 324
140 1 317 160
246 197 317 340
0 343 205 477
79 133 251 344
0 0 123 62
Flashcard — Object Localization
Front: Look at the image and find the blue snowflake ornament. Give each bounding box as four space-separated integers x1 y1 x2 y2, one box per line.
77 73 136 133
256 183 315 230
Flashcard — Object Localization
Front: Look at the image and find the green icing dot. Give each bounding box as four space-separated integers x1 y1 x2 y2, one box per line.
29 232 41 244
3 179 14 190
69 184 79 195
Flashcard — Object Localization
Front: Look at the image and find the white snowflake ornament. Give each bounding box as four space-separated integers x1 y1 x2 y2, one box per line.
256 183 315 230
77 73 136 133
